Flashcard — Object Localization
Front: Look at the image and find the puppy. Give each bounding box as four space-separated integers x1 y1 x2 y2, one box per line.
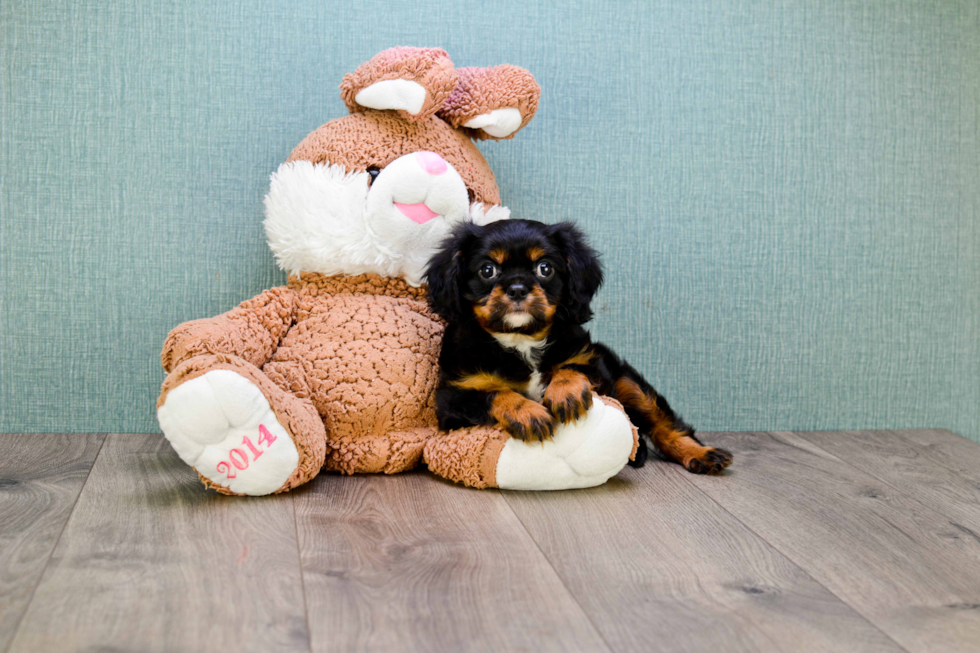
425 219 733 474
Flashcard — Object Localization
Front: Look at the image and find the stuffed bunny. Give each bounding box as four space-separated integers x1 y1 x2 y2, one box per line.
156 47 637 496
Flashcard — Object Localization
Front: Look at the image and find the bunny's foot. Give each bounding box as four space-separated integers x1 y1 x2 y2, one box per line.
157 355 326 495
424 395 636 491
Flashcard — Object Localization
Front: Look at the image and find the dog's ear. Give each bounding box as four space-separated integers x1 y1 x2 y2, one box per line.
548 223 604 324
425 222 483 322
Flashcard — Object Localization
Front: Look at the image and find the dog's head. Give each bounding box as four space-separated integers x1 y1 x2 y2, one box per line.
425 219 603 334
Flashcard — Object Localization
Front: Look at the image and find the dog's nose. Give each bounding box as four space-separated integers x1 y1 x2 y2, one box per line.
416 151 447 175
506 283 529 301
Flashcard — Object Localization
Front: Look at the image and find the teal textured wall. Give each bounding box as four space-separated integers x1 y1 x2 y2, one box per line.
2 1 978 439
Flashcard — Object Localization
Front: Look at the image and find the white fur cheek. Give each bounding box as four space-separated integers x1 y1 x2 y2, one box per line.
361 152 471 285
422 169 470 220
263 161 376 277
365 152 469 224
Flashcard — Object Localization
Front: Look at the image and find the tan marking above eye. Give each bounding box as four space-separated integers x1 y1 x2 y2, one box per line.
528 247 546 261
489 249 508 264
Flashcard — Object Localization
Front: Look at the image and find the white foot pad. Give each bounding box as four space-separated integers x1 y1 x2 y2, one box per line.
495 395 635 490
157 370 299 496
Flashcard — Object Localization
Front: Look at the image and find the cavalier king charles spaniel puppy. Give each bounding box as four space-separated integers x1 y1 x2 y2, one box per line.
424 219 733 474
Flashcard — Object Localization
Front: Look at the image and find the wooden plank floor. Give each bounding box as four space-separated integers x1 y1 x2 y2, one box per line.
1 430 979 653
0 434 104 653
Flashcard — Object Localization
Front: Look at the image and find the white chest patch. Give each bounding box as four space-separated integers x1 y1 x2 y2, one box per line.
492 333 548 365
526 371 545 402
492 333 549 401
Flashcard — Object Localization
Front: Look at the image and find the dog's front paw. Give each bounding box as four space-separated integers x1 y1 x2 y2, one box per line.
686 447 734 474
495 397 555 443
542 370 593 424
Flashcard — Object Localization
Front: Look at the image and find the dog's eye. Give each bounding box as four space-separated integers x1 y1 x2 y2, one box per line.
479 263 498 280
367 168 381 186
535 261 554 280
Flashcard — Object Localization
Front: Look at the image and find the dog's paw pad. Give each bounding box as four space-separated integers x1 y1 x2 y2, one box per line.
495 395 555 443
543 372 593 424
503 409 555 443
543 388 592 424
158 370 299 495
686 447 733 474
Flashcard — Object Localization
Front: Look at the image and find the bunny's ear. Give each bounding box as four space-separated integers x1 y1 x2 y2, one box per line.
340 47 458 122
437 65 541 141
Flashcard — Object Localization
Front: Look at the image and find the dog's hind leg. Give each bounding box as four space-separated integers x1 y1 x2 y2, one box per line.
586 343 732 474
612 375 732 474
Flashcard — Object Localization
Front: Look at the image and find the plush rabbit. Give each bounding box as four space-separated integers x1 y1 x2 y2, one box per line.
156 47 637 496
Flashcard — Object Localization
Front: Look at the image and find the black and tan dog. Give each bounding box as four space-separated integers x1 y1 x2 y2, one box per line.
425 219 732 474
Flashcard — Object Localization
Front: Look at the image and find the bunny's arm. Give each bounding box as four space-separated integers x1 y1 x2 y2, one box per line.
161 286 297 373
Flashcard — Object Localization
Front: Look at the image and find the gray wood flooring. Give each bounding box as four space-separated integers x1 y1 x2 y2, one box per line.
1 430 979 653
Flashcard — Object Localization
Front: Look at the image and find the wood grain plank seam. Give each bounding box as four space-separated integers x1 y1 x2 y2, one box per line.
668 452 915 653
498 492 617 653
289 494 314 653
3 433 108 653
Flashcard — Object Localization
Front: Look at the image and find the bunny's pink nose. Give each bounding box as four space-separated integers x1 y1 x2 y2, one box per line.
416 151 447 175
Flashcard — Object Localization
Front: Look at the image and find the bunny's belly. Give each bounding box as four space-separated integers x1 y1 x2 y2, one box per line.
263 292 445 443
